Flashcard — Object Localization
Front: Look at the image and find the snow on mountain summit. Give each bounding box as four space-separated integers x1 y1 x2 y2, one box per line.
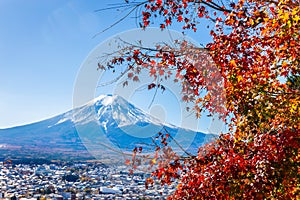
95 94 162 127
91 94 116 106
71 94 163 129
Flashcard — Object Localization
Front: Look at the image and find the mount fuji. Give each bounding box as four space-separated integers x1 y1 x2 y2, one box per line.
0 95 215 163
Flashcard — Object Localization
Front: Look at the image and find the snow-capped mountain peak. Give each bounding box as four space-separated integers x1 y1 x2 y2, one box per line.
72 94 162 129
91 94 116 106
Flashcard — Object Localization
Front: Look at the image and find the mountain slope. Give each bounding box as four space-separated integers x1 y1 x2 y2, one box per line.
0 95 216 162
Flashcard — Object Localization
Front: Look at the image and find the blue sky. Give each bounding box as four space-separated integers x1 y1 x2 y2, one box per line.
0 0 222 133
0 0 135 128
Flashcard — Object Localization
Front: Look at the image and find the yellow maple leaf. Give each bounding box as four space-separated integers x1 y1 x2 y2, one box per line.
230 60 237 68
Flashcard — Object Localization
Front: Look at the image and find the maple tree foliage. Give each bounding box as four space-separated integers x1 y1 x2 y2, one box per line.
100 0 300 199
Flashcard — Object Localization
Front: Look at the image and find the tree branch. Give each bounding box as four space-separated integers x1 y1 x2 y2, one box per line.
93 1 148 38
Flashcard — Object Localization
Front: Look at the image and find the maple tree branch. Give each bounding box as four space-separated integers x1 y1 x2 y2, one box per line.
93 1 147 37
194 0 232 13
118 37 207 53
116 37 209 61
97 68 130 87
265 91 300 96
163 127 196 158
94 4 132 12
148 76 160 109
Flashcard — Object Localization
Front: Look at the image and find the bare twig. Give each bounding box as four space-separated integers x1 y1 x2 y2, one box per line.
97 68 130 87
94 4 132 12
148 76 160 109
93 1 147 38
163 127 195 158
